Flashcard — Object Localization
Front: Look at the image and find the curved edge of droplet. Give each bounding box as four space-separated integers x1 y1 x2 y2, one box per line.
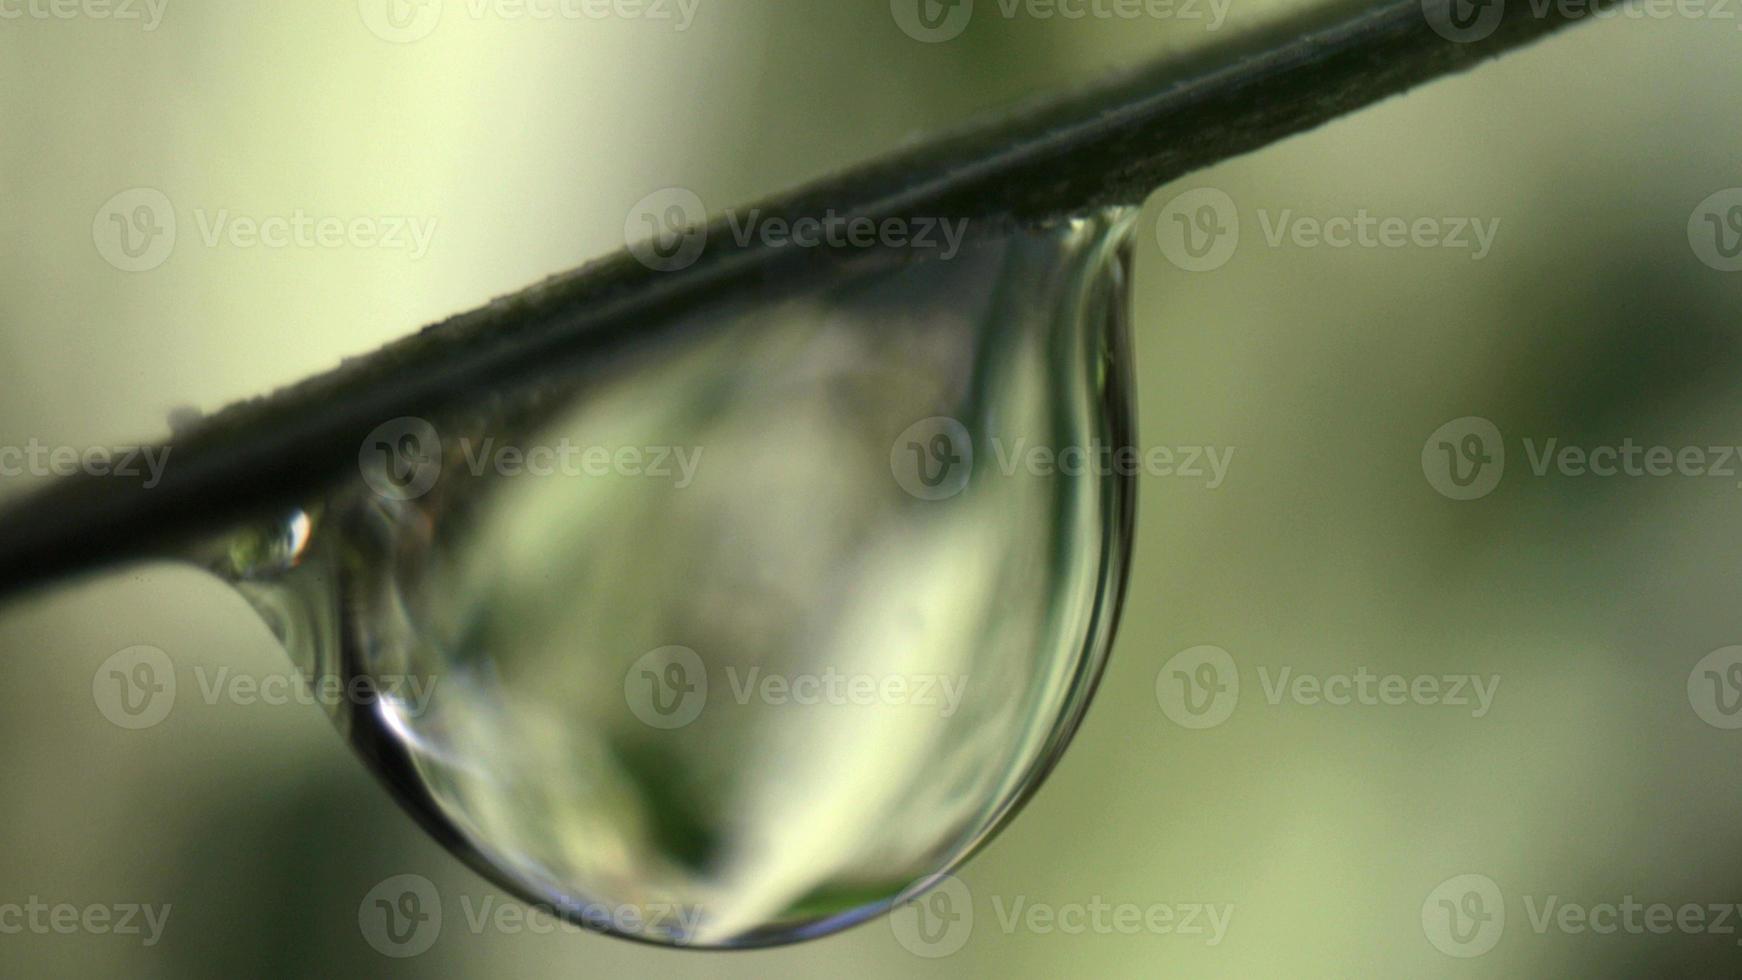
911 206 1142 877
705 206 1145 952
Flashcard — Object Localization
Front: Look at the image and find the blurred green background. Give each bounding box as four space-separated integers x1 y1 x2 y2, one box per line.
4 2 1742 976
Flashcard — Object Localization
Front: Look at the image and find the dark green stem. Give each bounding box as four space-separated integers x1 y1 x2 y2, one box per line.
0 0 1594 601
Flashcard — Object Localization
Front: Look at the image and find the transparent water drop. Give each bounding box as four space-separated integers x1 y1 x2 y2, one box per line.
207 207 1139 947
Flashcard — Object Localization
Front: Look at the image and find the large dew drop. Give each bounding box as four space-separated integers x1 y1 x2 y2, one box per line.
213 208 1139 947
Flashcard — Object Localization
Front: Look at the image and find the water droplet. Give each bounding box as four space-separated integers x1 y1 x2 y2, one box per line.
214 208 1139 947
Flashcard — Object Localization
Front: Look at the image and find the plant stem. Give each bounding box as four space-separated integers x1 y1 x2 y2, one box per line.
0 0 1594 601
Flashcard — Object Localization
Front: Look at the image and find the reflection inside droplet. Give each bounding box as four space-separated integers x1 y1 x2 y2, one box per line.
210 208 1140 948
